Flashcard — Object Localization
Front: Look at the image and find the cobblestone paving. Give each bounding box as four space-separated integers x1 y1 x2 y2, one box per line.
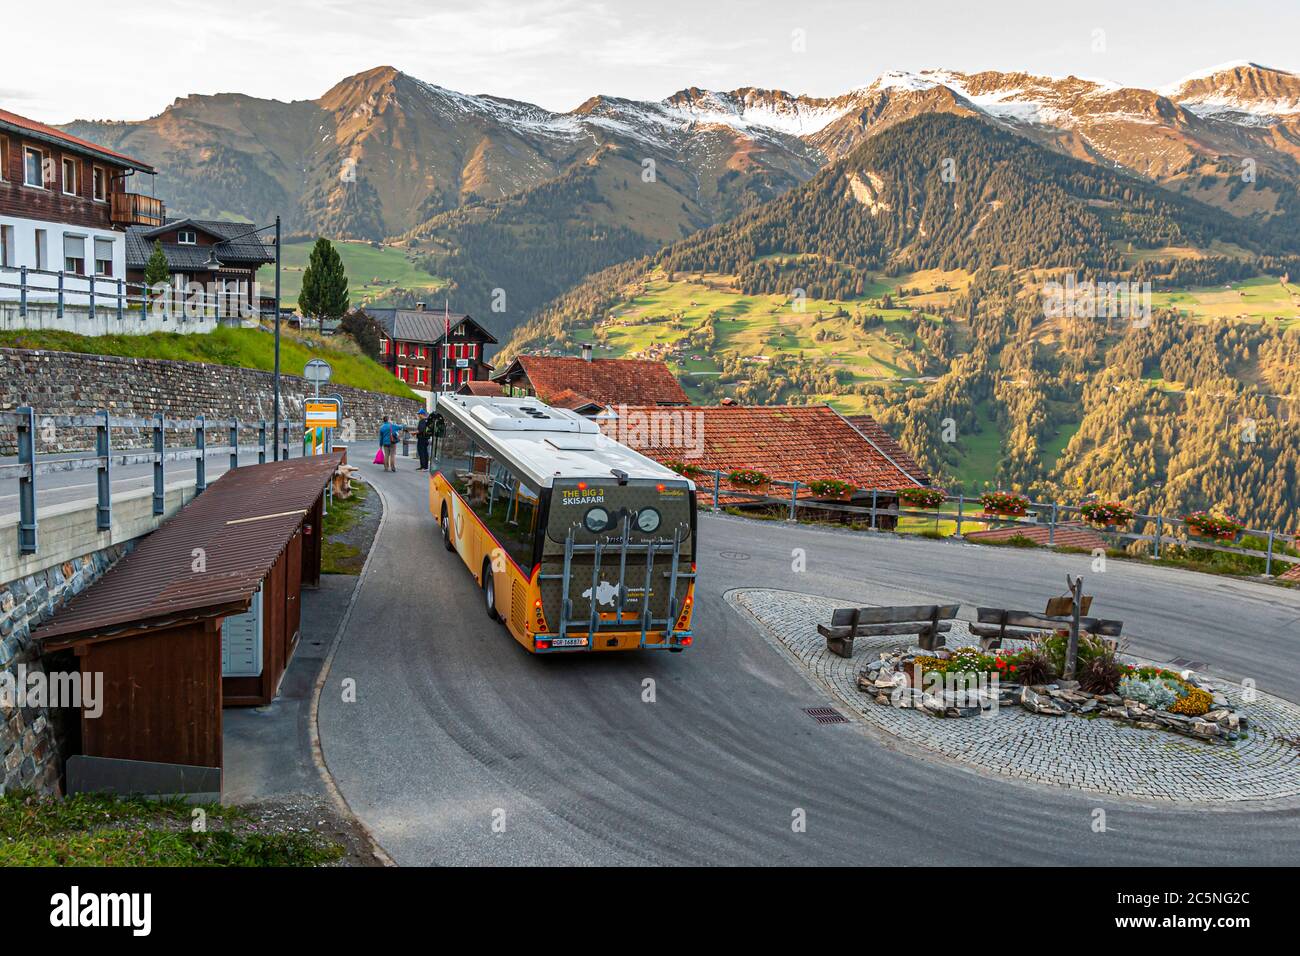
730 588 1300 803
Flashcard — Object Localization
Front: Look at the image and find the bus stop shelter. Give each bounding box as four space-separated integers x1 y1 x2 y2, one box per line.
34 453 342 797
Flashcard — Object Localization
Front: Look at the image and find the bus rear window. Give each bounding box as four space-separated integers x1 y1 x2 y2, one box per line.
546 479 692 552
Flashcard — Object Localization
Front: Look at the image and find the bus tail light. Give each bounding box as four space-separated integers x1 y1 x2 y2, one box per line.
533 597 548 632
675 593 694 631
679 636 693 647
534 638 552 651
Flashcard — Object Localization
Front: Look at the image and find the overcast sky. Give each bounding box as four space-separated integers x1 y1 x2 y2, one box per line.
6 0 1297 123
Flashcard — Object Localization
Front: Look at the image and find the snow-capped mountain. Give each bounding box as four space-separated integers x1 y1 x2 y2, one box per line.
1162 61 1300 123
63 61 1300 256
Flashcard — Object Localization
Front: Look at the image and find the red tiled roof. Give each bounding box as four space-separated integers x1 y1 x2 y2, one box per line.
0 108 155 172
965 522 1106 550
499 355 689 408
844 415 930 484
609 403 925 498
456 380 504 396
1280 563 1300 583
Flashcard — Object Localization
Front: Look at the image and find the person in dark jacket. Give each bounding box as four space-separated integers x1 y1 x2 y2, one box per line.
415 409 434 471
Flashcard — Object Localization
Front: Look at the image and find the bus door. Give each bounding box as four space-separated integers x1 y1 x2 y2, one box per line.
540 478 695 649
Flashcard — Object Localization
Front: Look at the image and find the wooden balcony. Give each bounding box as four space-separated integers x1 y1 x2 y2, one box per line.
111 192 166 228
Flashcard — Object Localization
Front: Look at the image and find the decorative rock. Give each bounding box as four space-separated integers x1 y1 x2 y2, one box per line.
1021 687 1066 716
1135 721 1161 730
1191 721 1221 738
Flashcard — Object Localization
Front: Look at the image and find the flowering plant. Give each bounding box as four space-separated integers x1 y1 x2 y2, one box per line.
808 478 854 497
897 486 945 508
1079 500 1135 526
1183 511 1243 540
664 460 703 477
728 469 770 487
981 491 1030 516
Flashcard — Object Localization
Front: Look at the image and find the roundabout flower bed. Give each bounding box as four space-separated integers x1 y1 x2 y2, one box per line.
857 637 1243 742
731 589 1300 802
981 491 1029 517
1079 500 1135 527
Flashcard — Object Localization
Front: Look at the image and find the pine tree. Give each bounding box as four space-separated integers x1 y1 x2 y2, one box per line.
299 238 350 322
143 240 171 288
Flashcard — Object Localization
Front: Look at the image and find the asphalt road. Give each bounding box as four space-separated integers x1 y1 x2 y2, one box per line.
318 464 1300 866
0 445 307 517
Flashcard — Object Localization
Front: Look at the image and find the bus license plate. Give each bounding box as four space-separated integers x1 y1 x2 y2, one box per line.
552 637 587 647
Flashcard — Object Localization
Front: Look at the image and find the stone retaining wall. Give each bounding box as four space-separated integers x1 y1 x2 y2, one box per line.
0 347 424 454
1 541 132 795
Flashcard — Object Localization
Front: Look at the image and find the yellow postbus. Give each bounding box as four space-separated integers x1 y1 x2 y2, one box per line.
428 395 697 654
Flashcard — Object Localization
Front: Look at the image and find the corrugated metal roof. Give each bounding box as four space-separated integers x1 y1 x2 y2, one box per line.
35 455 340 647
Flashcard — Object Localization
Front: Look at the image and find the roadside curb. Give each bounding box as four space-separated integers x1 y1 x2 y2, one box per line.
308 476 398 867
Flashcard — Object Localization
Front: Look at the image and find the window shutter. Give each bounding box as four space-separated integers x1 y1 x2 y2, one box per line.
63 234 86 259
94 238 114 261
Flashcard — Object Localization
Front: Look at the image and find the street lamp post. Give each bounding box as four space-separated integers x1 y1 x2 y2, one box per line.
273 216 282 460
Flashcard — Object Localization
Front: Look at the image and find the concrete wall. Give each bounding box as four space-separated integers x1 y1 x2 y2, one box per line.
0 347 424 455
0 299 242 336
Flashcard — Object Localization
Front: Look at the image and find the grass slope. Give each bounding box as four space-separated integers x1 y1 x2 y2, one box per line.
575 269 959 411
0 327 417 399
264 239 447 309
0 792 343 866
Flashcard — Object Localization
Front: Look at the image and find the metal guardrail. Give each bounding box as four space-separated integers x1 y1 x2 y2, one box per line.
694 471 1299 578
0 264 272 323
0 408 304 555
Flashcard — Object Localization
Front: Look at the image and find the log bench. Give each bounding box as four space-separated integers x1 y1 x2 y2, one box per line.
972 607 1123 652
817 604 961 659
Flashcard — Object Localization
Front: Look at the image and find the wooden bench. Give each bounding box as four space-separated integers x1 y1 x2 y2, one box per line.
972 607 1123 652
817 604 961 659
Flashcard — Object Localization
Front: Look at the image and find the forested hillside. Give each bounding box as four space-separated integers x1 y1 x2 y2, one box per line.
503 114 1300 531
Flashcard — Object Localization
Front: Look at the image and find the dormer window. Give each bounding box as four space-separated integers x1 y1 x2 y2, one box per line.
177 229 197 245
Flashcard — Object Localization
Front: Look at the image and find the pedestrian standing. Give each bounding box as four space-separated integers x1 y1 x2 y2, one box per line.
415 409 433 471
379 416 399 472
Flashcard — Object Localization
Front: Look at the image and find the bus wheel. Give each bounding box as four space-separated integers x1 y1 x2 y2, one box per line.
441 504 455 552
482 559 501 621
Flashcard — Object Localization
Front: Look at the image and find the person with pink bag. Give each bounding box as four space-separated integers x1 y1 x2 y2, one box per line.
377 416 401 472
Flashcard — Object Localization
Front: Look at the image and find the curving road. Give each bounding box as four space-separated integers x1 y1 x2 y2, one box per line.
317 466 1300 866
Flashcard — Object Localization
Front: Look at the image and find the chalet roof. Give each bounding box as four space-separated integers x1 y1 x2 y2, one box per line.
965 522 1106 551
125 219 275 271
34 455 340 649
494 355 690 408
610 403 926 497
455 380 504 396
843 414 931 485
0 108 156 173
365 309 498 346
